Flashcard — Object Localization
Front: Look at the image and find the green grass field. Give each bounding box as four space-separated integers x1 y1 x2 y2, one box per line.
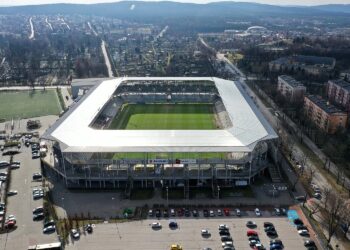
109 103 217 130
0 90 62 121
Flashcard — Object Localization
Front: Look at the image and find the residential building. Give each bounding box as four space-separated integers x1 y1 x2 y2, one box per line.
277 75 306 102
304 95 348 134
269 55 336 76
327 79 350 111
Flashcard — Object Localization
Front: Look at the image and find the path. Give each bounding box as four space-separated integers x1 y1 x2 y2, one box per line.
45 17 53 31
101 40 113 77
28 17 34 39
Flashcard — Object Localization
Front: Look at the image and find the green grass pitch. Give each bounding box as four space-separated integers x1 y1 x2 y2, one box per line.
0 90 62 121
109 103 217 130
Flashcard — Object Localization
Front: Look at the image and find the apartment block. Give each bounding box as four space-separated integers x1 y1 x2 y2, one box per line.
327 79 350 111
304 95 348 134
277 75 306 102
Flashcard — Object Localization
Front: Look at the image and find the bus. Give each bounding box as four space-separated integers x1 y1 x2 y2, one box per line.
28 242 61 250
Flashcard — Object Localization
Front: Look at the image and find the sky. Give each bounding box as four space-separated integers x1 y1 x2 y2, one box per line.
1 0 350 7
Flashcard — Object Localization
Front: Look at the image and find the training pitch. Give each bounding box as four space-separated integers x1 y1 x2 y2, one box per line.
0 90 62 121
109 103 217 130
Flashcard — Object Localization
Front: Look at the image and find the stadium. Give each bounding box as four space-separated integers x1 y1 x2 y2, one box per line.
43 77 278 192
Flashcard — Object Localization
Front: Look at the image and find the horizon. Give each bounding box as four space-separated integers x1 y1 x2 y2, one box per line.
1 0 350 7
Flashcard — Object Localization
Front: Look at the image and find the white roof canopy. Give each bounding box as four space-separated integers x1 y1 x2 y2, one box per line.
45 77 277 153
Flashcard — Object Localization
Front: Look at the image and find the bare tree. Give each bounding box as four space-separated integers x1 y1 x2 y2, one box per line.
308 200 322 218
339 203 350 238
323 188 331 210
323 191 347 244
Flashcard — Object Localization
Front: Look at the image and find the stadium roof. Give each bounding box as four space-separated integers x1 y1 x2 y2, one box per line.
43 77 277 153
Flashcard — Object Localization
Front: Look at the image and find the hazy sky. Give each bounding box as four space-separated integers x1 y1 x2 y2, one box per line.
1 0 350 7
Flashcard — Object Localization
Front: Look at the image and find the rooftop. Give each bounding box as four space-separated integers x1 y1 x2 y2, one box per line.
279 75 305 88
306 95 346 115
43 77 277 153
329 79 350 91
273 55 335 67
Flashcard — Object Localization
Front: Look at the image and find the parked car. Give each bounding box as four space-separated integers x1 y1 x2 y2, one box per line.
4 220 16 229
163 209 169 217
201 229 211 237
255 208 261 216
270 244 283 250
274 208 280 216
219 230 230 236
192 209 198 217
71 229 80 239
294 218 304 225
298 229 310 236
43 225 56 234
246 221 257 228
223 208 230 216
221 241 234 248
264 226 275 232
32 173 42 180
235 208 241 216
43 220 55 228
249 239 261 247
297 225 308 230
264 222 274 228
219 224 229 230
248 235 259 241
7 190 18 196
221 235 232 242
314 193 322 200
247 230 258 236
169 221 178 228
203 209 209 217
217 209 223 216
151 222 162 229
270 239 283 246
209 210 215 217
85 224 93 233
304 240 316 247
33 206 44 214
33 213 45 221
170 208 175 216
155 209 161 218
266 230 278 237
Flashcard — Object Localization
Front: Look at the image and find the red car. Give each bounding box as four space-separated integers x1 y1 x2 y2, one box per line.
5 220 16 229
177 209 184 217
223 208 230 216
247 230 258 236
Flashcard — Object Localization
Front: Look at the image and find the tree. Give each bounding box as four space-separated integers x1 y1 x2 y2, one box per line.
339 205 350 238
308 200 322 218
323 191 347 244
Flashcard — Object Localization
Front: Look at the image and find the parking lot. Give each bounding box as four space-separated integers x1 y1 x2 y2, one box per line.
0 146 57 250
65 211 310 250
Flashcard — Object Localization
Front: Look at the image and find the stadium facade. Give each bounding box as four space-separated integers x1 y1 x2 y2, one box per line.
43 77 278 191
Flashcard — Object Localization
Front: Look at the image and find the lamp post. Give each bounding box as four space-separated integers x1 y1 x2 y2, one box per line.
166 186 169 208
217 185 220 199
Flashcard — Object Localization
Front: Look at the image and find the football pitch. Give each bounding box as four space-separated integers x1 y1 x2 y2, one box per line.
0 90 62 121
109 103 217 130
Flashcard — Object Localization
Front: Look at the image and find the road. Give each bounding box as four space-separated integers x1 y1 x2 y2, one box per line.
45 18 53 31
87 22 98 37
154 25 169 41
60 18 70 30
29 17 34 40
101 40 114 77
